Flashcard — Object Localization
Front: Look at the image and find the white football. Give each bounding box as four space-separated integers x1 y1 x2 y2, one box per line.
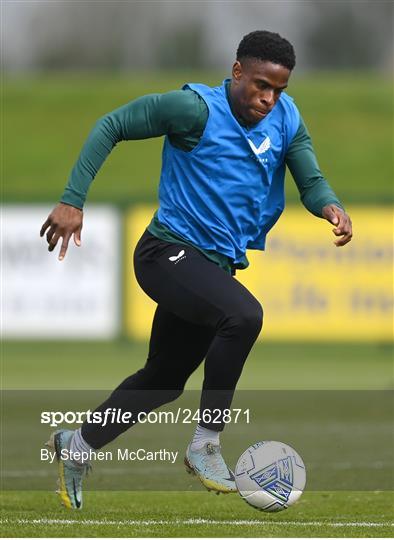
235 441 306 512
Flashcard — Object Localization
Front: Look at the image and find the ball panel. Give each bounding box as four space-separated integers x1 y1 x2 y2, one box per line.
242 489 276 509
242 490 288 512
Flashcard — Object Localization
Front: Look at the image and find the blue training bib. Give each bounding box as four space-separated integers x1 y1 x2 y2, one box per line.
157 80 300 263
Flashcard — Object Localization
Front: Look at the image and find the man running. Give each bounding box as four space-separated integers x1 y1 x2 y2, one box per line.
40 30 352 509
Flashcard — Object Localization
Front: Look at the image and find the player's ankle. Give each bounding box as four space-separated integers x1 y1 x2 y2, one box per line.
190 424 220 451
69 428 94 465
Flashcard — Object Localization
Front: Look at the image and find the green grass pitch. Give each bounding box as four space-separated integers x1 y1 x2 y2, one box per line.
1 491 393 537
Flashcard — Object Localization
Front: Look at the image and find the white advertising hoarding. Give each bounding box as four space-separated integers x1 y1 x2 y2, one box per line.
2 205 120 338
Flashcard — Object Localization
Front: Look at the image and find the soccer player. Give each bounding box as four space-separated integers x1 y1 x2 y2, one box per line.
40 31 352 509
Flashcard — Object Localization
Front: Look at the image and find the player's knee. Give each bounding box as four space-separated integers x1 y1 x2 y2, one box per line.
242 302 263 337
226 301 263 339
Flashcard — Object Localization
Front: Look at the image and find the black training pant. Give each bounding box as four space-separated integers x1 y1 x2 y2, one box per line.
82 229 263 449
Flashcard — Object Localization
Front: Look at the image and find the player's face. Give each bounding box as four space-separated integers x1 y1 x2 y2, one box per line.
230 59 291 125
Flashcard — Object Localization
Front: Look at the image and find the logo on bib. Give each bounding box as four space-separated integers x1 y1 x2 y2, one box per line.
248 136 271 155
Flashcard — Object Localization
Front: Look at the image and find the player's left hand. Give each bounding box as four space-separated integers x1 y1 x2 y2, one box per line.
322 204 353 247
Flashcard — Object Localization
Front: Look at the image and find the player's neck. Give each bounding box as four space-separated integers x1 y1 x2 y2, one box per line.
226 81 248 128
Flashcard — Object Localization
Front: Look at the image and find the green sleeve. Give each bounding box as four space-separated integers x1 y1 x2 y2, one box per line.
61 90 207 208
285 116 344 217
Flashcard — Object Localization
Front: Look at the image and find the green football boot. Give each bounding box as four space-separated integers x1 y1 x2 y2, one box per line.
46 430 91 509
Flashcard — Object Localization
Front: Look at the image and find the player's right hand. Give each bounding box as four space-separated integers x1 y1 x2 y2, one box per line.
40 202 83 261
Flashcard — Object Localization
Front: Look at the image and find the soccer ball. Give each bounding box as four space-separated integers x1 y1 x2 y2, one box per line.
235 441 306 512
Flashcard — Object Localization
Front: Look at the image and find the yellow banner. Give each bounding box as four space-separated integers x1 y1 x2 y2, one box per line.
125 206 393 341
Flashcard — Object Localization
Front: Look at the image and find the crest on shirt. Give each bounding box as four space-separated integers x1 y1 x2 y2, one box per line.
248 136 271 155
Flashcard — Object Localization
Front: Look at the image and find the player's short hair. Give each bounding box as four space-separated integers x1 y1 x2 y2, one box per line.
236 31 296 70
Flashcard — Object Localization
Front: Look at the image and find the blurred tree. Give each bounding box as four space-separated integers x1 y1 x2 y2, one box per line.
155 23 205 69
29 2 126 70
3 0 393 71
304 1 393 69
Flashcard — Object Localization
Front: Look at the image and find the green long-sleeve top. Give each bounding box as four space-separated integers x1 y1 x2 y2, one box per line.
61 82 343 274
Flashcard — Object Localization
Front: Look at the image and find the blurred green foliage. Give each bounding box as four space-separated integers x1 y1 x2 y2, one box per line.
3 71 393 205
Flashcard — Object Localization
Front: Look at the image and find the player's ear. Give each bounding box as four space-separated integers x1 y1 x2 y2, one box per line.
232 61 243 83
